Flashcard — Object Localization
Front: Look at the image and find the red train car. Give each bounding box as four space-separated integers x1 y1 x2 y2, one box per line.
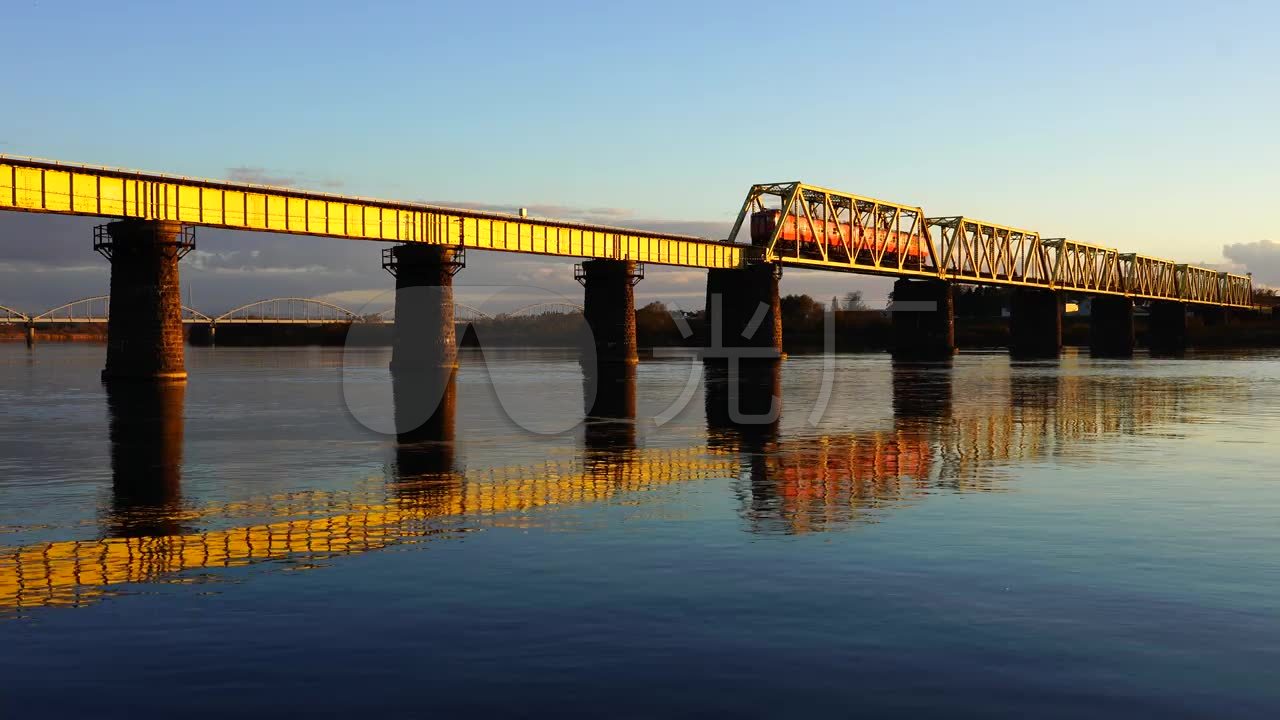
750 209 922 260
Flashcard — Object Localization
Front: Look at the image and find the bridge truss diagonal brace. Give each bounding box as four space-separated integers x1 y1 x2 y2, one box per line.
729 182 941 280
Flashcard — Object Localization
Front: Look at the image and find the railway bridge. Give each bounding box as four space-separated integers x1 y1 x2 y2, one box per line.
0 154 1260 383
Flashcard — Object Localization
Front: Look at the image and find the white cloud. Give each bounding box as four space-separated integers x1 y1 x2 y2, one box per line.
1222 239 1280 286
225 166 345 190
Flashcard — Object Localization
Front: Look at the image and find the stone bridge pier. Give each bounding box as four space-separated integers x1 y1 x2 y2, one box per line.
1090 296 1135 357
703 263 783 363
385 244 464 372
891 279 955 360
1009 289 1063 358
578 259 642 367
97 220 193 382
1147 301 1188 355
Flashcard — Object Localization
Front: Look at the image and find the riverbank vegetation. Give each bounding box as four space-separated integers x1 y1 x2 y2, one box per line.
5 288 1278 349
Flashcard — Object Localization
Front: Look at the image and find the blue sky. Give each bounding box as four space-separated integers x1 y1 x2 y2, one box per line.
2 0 1277 313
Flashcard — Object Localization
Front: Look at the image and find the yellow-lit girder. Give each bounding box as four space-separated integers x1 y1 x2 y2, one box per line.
0 156 744 270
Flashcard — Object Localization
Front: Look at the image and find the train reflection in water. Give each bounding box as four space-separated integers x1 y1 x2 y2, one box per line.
0 354 1232 612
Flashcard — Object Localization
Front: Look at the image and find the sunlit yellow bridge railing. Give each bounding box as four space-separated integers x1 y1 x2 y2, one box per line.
0 156 744 270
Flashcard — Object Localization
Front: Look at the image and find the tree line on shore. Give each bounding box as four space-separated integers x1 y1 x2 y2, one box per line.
5 286 1278 348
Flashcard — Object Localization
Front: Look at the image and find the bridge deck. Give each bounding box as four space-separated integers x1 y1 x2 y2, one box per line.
0 156 742 270
0 156 1255 307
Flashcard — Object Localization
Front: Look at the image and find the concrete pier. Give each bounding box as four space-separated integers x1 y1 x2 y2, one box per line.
891 279 955 360
386 244 463 372
24 322 35 348
1148 301 1188 355
1009 289 1062 358
99 220 191 382
1090 295 1135 357
578 259 641 366
704 264 782 362
1199 306 1232 327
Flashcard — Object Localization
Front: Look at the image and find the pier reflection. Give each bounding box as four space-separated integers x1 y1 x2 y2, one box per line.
391 367 462 511
583 362 638 479
891 358 953 433
0 357 1242 612
738 360 950 534
104 381 188 538
705 361 782 526
704 361 782 450
734 356 1234 534
391 368 456 448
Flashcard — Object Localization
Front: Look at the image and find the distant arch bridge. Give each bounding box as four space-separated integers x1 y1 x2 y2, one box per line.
0 296 499 328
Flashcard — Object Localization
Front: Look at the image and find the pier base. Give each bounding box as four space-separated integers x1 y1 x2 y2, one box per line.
578 259 641 366
24 323 35 348
891 279 955 360
704 264 782 361
99 220 191 382
1090 295 1135 357
385 244 463 372
1009 289 1062 358
1148 301 1187 356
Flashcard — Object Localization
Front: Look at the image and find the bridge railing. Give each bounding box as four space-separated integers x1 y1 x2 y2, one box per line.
504 302 585 317
0 304 28 324
30 295 112 324
214 297 363 324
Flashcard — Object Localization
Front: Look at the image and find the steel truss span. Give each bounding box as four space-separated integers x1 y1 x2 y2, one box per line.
731 182 1253 307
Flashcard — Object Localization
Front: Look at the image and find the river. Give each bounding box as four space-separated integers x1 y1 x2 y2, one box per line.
1 344 1278 717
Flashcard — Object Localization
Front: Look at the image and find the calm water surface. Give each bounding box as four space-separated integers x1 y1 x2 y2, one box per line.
1 344 1279 718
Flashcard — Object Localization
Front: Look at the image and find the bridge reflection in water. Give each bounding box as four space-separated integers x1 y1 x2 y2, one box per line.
0 357 1226 612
